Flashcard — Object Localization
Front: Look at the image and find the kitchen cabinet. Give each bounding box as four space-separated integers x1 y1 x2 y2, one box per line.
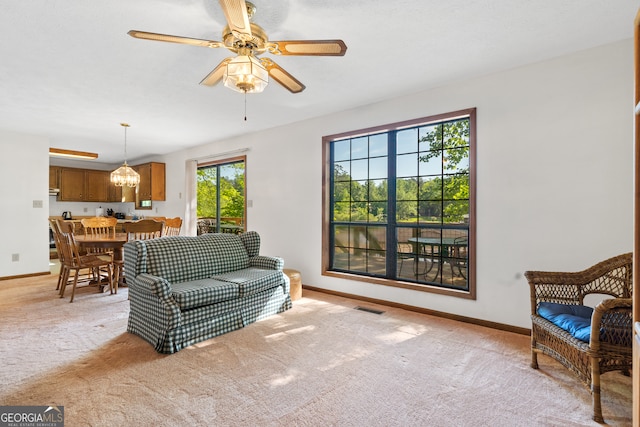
58 167 109 202
49 166 60 189
84 170 109 201
135 162 165 209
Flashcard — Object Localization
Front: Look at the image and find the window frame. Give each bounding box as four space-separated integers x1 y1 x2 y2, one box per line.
322 108 476 299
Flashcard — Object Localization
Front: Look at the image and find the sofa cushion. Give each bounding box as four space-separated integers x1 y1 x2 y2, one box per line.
213 268 283 297
240 231 260 257
538 302 593 343
171 278 240 310
139 234 250 283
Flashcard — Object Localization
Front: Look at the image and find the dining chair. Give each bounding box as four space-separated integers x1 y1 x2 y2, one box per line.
397 240 427 278
49 219 68 291
451 236 468 279
80 216 120 287
56 220 113 302
163 217 182 236
123 219 164 241
120 219 164 293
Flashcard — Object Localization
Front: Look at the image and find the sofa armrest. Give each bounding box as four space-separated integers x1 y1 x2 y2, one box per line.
249 256 284 270
133 273 174 301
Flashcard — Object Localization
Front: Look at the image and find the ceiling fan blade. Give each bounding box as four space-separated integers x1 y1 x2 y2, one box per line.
128 30 223 49
268 40 347 56
261 58 306 94
199 58 232 86
218 0 253 41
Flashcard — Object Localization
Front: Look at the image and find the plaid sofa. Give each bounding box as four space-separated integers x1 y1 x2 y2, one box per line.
123 231 292 354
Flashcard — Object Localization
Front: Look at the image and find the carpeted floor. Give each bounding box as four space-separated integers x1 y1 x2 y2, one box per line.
0 270 632 426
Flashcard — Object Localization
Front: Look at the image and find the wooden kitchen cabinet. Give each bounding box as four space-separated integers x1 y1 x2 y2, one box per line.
58 167 109 202
135 162 165 209
58 168 86 201
49 166 60 189
84 170 109 201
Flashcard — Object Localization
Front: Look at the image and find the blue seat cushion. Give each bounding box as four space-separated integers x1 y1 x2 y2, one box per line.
537 302 593 343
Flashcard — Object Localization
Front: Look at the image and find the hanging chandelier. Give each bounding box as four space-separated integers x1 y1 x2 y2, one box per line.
110 123 140 187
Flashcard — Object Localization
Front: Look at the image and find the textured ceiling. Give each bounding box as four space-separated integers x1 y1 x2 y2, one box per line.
0 0 636 164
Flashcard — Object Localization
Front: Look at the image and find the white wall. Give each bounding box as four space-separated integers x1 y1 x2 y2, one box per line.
157 39 634 329
0 130 50 276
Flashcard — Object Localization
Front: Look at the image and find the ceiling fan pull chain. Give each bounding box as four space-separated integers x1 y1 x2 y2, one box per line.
244 92 247 122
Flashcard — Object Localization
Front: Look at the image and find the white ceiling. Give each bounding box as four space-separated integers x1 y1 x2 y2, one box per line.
0 0 637 164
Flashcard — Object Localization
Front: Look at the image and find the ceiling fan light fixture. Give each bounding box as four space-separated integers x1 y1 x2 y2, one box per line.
111 123 140 188
223 54 268 94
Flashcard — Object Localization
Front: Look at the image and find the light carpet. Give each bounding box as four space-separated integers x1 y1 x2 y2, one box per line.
0 272 632 426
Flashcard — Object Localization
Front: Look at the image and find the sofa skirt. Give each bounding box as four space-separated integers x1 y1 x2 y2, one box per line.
128 284 292 354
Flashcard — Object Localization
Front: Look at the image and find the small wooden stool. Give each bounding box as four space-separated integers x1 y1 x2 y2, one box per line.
283 268 302 301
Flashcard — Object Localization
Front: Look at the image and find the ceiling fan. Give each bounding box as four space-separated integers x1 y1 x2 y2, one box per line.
128 0 347 94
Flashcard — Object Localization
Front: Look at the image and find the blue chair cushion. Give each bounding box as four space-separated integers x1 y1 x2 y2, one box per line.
537 302 593 343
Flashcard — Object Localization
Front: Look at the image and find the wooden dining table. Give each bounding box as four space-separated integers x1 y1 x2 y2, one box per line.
75 233 129 288
75 233 128 261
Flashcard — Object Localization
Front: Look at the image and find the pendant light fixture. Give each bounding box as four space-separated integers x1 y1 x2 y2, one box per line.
110 123 140 187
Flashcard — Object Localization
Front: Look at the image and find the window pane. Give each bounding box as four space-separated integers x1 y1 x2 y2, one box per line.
443 120 469 149
351 181 367 201
443 175 469 200
396 178 418 201
351 159 368 180
396 200 418 222
369 156 387 179
334 161 350 180
351 202 368 222
369 179 387 202
334 139 351 161
396 153 418 177
444 148 469 173
397 128 418 154
419 176 442 201
333 202 350 221
333 181 350 202
369 202 387 222
443 200 469 223
351 137 368 159
369 133 387 156
367 227 386 251
418 201 442 223
419 124 441 152
419 151 442 176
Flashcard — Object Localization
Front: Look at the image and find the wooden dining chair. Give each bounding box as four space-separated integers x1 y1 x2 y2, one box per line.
49 219 68 291
56 221 113 302
123 219 164 241
80 216 120 287
81 216 117 239
163 217 182 236
120 219 164 293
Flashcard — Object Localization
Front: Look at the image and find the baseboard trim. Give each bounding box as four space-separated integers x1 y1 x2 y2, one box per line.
302 284 530 336
0 271 51 281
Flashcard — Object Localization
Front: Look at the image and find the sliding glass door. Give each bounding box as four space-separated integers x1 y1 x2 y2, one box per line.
197 157 246 235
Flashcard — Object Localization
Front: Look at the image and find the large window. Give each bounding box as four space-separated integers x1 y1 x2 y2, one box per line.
322 109 475 298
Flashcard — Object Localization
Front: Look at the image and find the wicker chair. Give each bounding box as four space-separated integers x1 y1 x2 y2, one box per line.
524 252 633 423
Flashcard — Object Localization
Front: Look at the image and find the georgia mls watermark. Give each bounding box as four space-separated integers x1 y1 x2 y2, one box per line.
0 406 64 427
